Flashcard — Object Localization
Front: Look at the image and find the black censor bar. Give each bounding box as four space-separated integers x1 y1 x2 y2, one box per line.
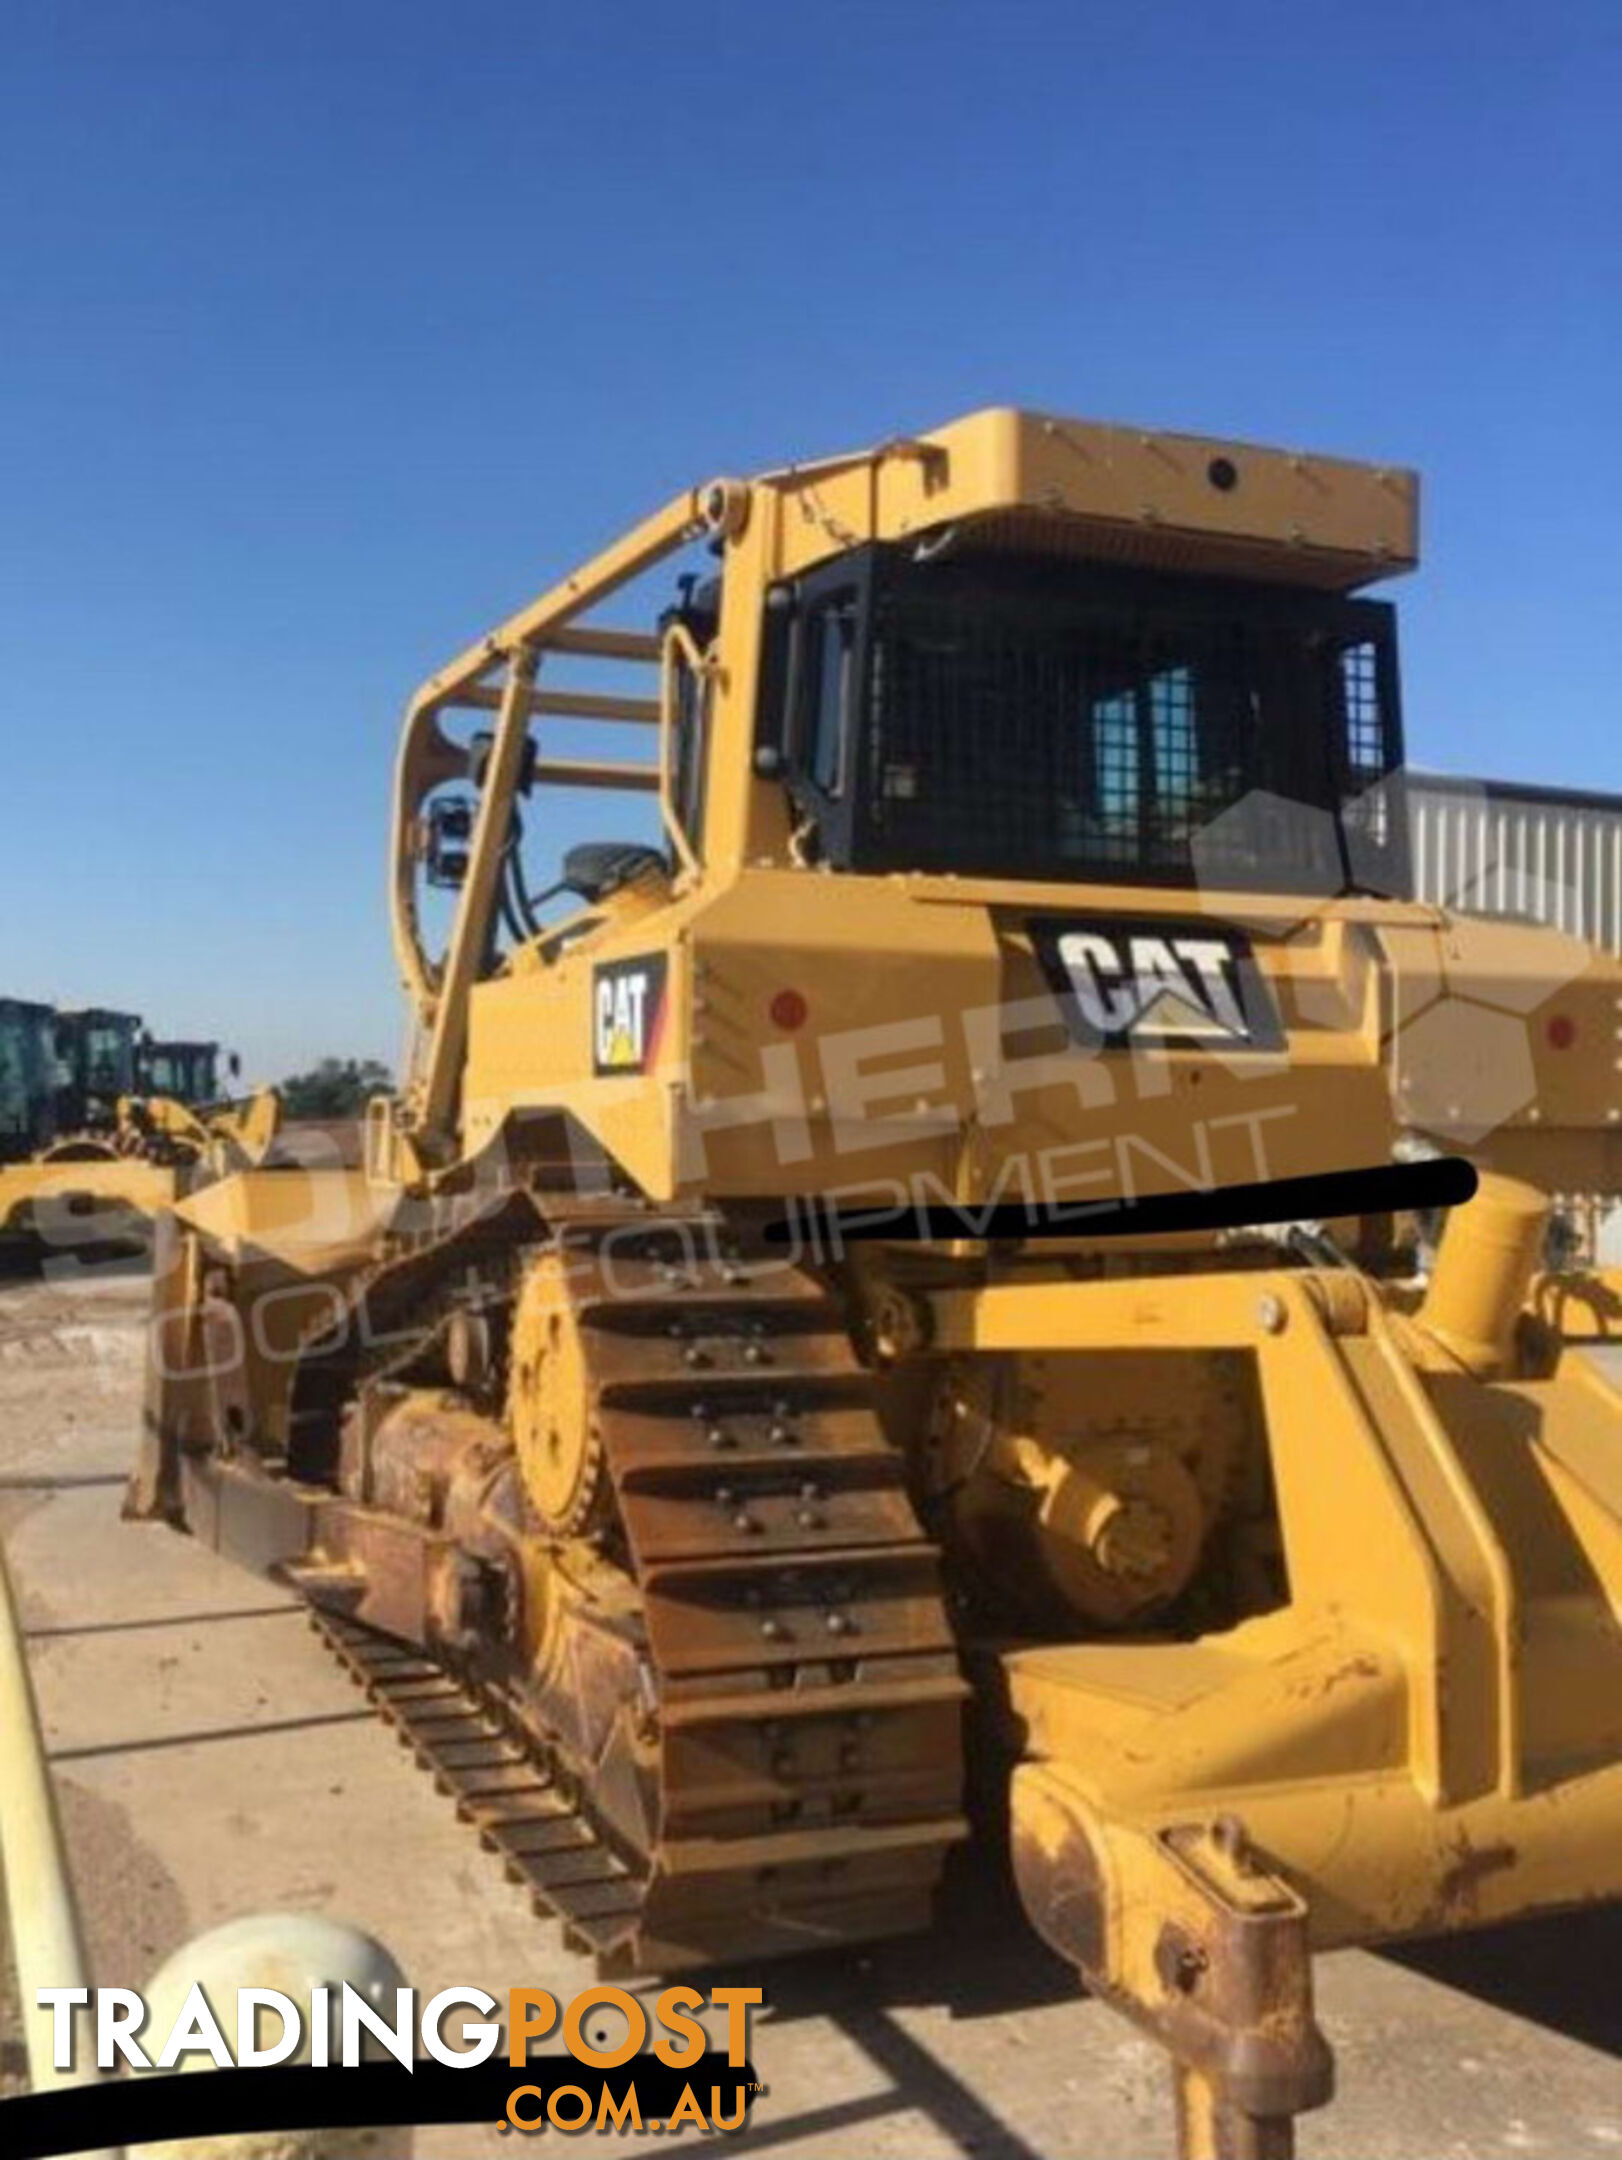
764 1156 1479 1248
0 2054 758 2158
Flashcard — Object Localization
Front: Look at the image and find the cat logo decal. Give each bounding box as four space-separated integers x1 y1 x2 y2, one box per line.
1032 917 1283 1052
592 955 670 1075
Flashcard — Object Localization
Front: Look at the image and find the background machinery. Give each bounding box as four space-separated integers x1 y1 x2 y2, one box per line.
51 1006 145 1134
132 411 1622 2155
0 1005 277 1255
0 999 57 1161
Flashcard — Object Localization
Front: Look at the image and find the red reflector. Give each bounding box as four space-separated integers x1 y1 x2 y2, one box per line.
1546 1014 1578 1050
769 989 808 1031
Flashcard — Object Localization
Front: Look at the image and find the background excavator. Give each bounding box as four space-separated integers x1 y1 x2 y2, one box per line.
131 410 1622 2157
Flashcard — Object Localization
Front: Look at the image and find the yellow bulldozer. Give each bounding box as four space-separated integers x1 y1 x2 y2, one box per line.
130 410 1622 2156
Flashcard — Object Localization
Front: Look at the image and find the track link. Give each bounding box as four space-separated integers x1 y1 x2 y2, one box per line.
310 1607 647 1961
296 1213 969 1974
544 1230 970 1968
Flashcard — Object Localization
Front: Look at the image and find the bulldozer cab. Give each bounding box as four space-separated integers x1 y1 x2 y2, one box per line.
384 410 1425 1183
755 544 1409 899
375 409 1607 1210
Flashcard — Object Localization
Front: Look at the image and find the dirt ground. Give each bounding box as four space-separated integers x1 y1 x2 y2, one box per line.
1 1256 1620 2158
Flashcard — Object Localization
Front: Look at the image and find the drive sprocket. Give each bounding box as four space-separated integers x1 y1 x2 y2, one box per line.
508 1248 609 1534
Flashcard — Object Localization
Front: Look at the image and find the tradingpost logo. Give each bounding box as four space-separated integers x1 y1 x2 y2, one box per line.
13 1981 763 2152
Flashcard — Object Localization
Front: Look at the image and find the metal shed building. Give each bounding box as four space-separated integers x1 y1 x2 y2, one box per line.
1405 772 1622 955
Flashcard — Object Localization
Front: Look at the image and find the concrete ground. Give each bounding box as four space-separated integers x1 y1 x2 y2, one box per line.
0 1853 22 2104
1 1259 1619 2158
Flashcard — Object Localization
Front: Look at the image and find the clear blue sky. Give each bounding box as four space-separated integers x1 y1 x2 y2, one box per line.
2 1 1618 1080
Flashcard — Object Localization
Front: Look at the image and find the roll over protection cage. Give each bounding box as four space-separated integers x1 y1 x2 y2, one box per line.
389 480 747 1164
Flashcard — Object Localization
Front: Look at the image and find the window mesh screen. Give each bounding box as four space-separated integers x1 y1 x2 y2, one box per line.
1340 641 1386 779
1337 636 1395 862
865 594 1346 888
774 549 1409 897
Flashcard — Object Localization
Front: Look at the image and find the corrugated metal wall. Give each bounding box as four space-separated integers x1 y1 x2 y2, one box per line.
1406 773 1622 955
